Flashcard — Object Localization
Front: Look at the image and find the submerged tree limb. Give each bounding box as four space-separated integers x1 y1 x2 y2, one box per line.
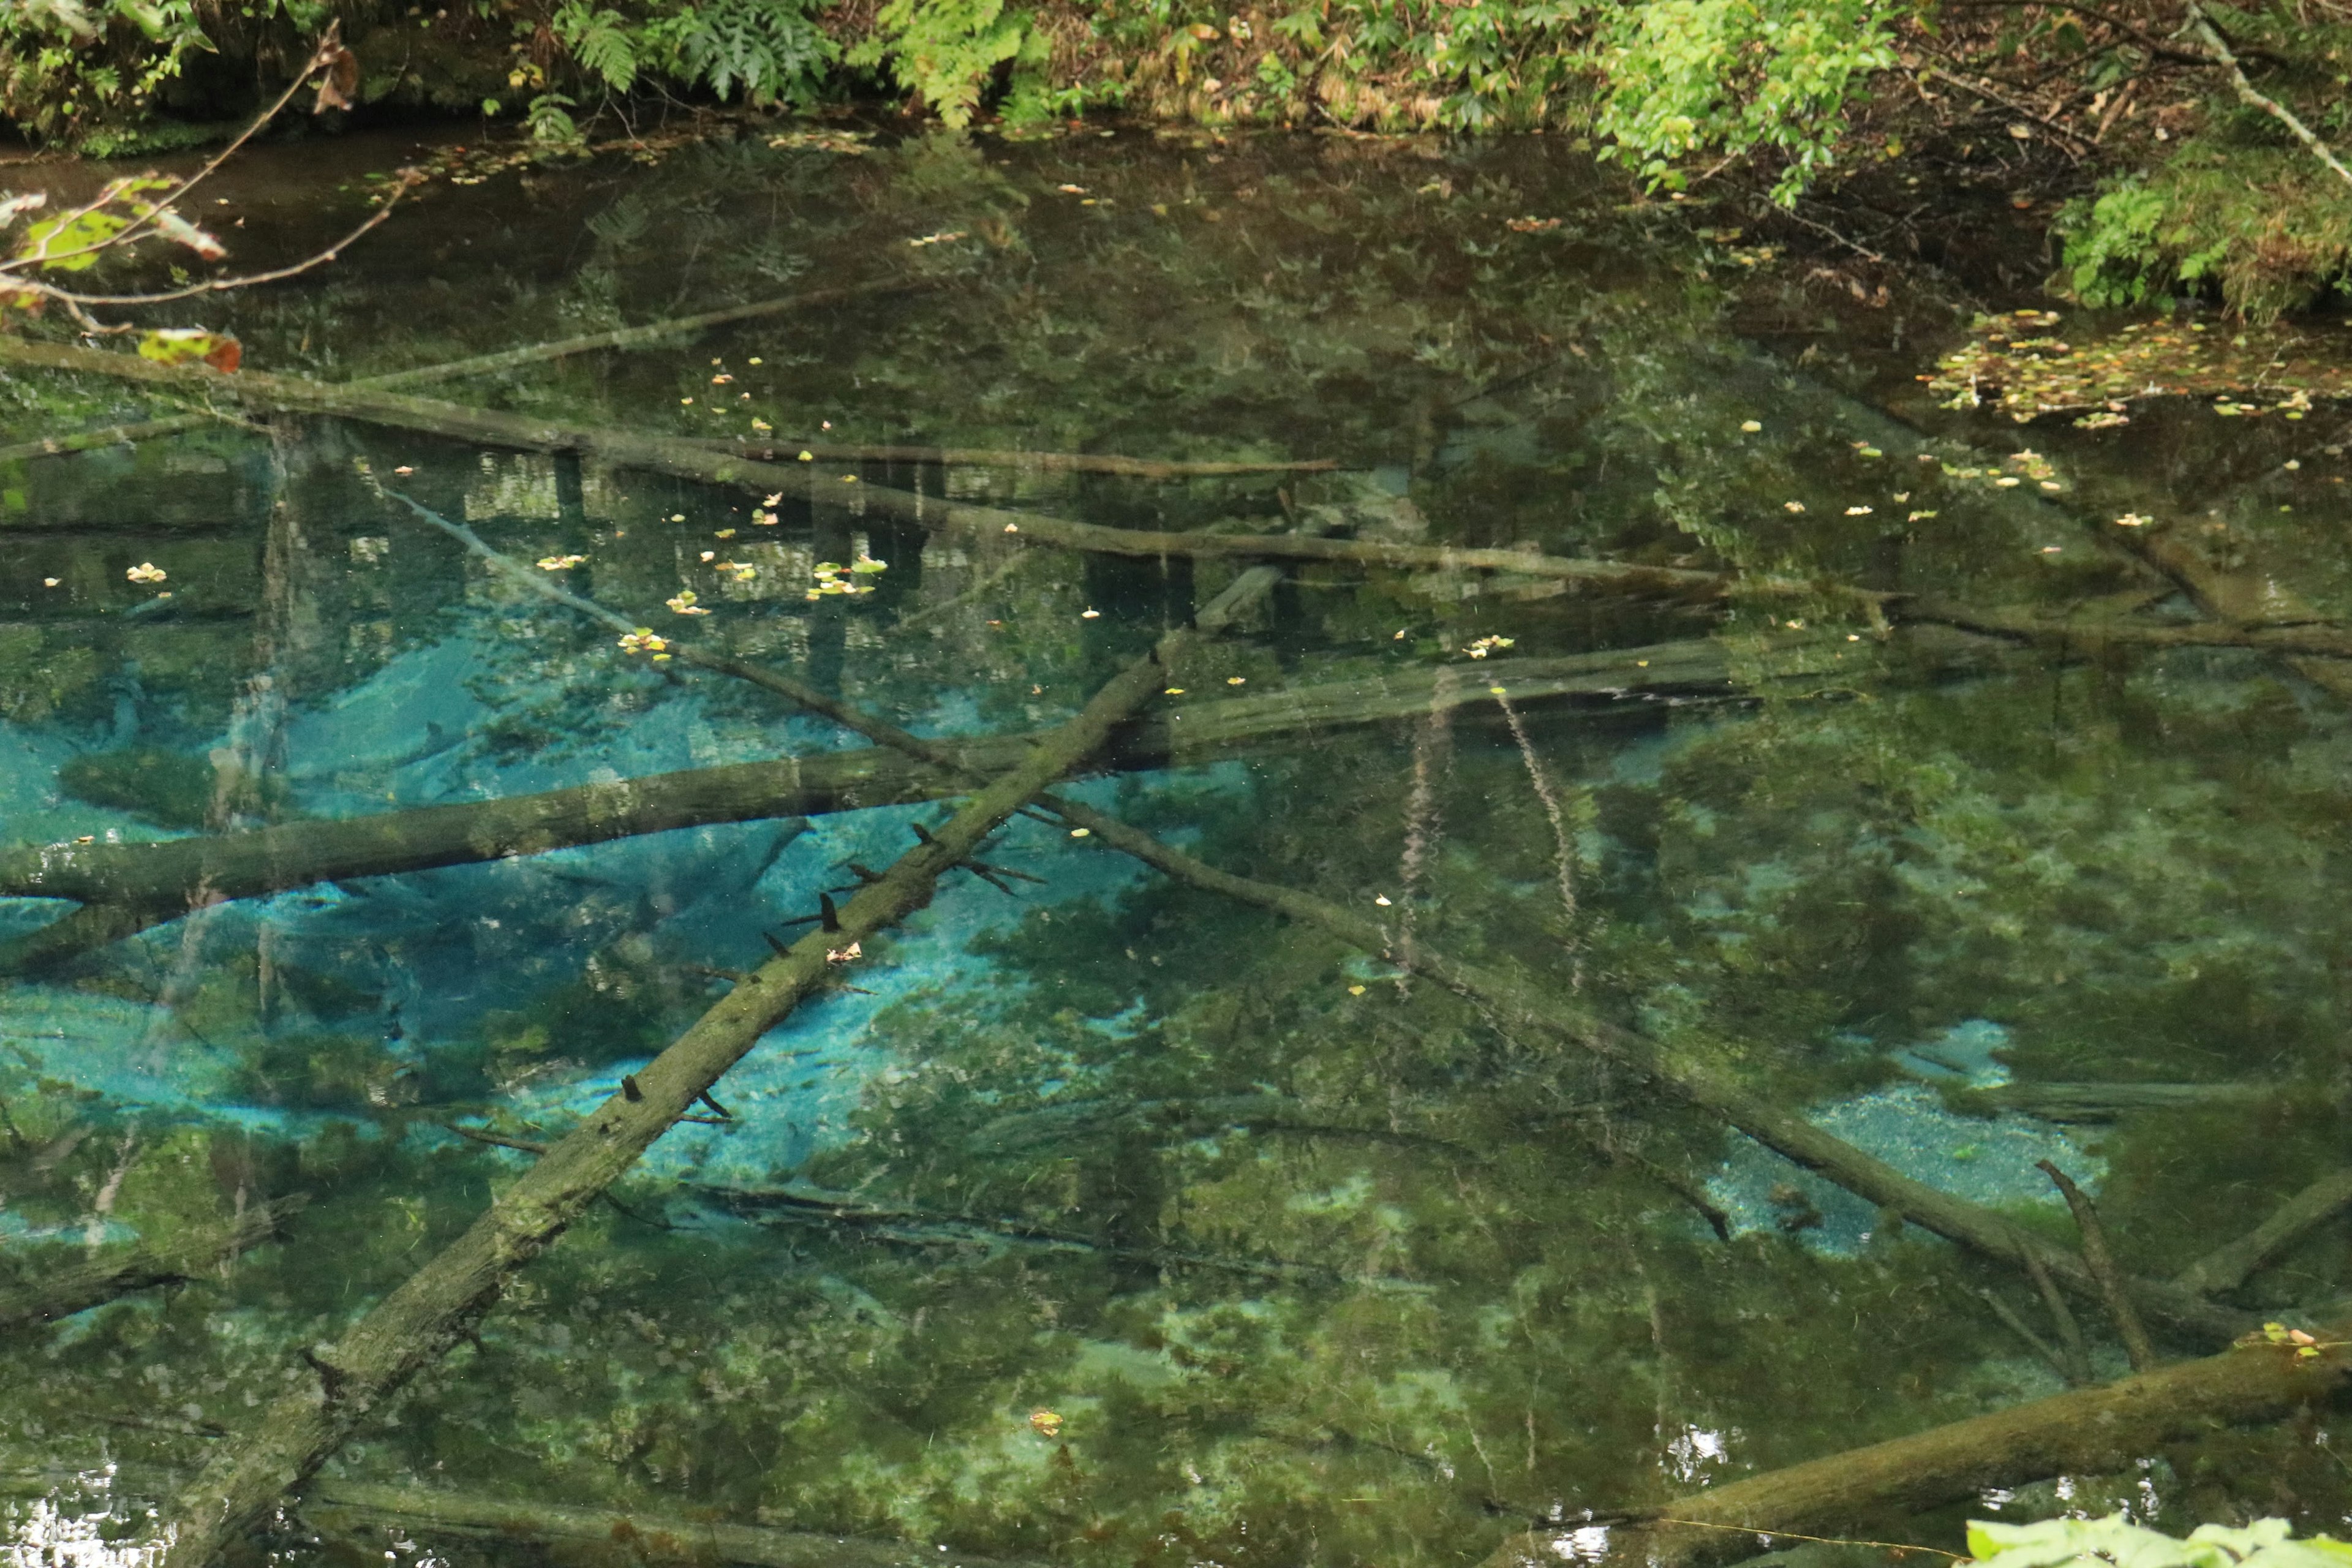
698 437 1336 479
0 1196 303 1333
347 277 934 392
2174 1167 2352 1297
2039 1159 2157 1373
1900 599 2352 660
0 412 220 465
157 636 1185 1568
699 1182 1426 1290
0 633 1792 974
1483 1330 2352 1568
304 1480 1042 1568
0 339 1845 603
1033 799 2251 1343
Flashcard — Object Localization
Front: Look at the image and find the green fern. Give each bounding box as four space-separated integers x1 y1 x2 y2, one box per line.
553 1 641 91
848 0 1031 129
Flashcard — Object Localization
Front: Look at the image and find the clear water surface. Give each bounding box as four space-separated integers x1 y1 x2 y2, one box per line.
0 120 2348 1568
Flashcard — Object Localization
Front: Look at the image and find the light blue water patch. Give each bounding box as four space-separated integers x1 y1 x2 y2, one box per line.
495 774 1188 1190
1893 1017 2015 1087
1708 1021 2097 1255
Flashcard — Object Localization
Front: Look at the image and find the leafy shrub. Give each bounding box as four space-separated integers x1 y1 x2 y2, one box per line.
1969 1513 2352 1568
1591 0 1898 203
2057 149 2352 321
553 0 835 107
846 0 1041 129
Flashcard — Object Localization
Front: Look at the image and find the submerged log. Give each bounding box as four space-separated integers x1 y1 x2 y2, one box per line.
304 1480 1039 1568
699 437 1336 479
0 339 1814 601
1971 1080 2272 1121
0 632 1844 974
1482 1328 2352 1568
0 1196 302 1333
1035 797 2252 1344
158 634 1182 1568
2174 1167 2352 1297
347 277 935 391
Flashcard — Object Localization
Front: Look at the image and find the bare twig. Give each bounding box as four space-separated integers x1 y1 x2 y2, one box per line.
1924 67 2094 153
2186 0 2352 189
2038 1159 2158 1373
1977 1287 2075 1382
2021 1243 2095 1384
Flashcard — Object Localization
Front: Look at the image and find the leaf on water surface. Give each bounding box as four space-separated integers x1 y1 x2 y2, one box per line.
136 328 239 372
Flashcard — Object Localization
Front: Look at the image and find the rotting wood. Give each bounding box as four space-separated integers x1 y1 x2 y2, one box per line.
0 338 1852 602
156 636 1180 1568
1480 1329 2352 1568
2175 1167 2352 1297
697 436 1336 479
2039 1158 2157 1373
303 1480 1041 1568
0 1196 302 1333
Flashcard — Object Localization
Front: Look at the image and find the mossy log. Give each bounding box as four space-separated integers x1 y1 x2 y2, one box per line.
1481 1329 2352 1568
303 1480 1040 1568
0 1196 302 1332
0 339 1796 601
1972 1080 2272 1121
159 635 1182 1568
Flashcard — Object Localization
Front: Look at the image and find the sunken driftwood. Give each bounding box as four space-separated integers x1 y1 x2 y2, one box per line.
1901 599 2352 661
1971 1080 2272 1121
0 412 223 466
304 1480 1039 1568
2175 1167 2352 1297
0 339 1809 601
1482 1329 2352 1568
0 1196 302 1333
1033 798 2252 1343
0 636 1798 975
2040 1158 2157 1373
700 1182 1422 1289
698 436 1336 479
157 638 1182 1568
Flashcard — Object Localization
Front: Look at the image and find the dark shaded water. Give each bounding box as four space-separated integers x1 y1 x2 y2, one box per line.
2 121 2351 1568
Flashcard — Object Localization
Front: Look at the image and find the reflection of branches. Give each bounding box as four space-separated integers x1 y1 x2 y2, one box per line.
0 25 417 332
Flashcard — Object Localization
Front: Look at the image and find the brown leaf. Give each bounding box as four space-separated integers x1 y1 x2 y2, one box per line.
312 45 359 113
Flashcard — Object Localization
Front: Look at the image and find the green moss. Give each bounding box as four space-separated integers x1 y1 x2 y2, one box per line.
56 747 218 829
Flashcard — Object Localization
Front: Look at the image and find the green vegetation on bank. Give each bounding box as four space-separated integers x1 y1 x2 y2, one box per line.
4 0 2352 315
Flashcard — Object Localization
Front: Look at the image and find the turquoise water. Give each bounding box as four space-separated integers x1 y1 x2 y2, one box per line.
1 122 2350 1568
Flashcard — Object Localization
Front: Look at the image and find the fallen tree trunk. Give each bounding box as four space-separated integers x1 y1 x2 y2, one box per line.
158 634 1181 1568
0 338 1815 601
0 633 1844 974
697 436 1336 479
1482 1327 2352 1568
303 1480 1041 1568
0 1196 301 1332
